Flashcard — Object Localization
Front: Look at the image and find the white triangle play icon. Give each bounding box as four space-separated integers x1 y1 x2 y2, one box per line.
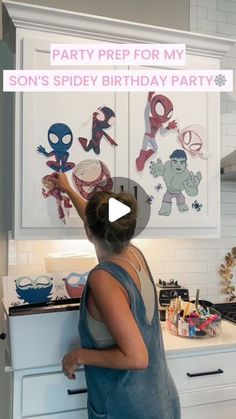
108 198 131 222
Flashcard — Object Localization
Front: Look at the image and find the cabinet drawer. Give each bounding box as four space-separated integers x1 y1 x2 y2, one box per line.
22 369 87 417
181 398 236 419
168 350 236 392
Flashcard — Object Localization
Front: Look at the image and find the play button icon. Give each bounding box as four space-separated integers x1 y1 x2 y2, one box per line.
109 197 131 222
109 176 151 239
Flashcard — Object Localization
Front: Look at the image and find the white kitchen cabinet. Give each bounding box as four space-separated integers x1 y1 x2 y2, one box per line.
167 345 236 419
14 33 128 239
5 0 234 239
12 366 88 419
4 294 236 419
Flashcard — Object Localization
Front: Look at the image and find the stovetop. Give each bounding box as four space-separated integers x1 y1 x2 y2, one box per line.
212 303 236 324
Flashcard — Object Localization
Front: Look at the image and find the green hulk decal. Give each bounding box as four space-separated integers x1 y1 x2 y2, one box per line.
149 149 202 216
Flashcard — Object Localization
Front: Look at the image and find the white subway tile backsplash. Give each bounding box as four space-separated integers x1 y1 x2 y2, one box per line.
221 135 236 147
197 18 217 32
197 7 208 19
227 124 236 135
27 252 46 266
163 261 186 273
221 124 228 135
186 261 208 273
208 9 227 22
197 272 219 285
143 249 175 262
218 0 236 14
221 113 236 124
197 0 217 10
218 21 236 35
140 239 186 250
16 253 28 266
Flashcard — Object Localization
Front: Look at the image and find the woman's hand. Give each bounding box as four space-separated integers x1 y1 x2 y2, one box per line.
62 349 81 380
54 173 72 194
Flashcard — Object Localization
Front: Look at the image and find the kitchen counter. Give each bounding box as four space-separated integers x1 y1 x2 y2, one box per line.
162 320 236 356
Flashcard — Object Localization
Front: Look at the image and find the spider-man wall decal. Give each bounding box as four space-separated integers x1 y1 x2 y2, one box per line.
37 123 75 172
136 92 177 171
72 159 113 200
78 106 117 155
42 173 72 224
177 125 211 159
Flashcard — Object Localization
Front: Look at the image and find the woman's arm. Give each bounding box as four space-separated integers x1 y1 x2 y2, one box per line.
54 173 87 222
62 269 149 379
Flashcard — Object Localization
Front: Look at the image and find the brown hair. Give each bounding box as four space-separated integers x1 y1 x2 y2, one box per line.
85 191 137 254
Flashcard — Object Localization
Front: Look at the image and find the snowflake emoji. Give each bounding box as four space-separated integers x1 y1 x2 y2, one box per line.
214 74 227 87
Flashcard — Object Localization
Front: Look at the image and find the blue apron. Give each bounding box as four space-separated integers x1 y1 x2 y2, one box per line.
79 261 181 419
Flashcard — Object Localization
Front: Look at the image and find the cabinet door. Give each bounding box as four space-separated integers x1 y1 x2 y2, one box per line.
15 33 128 238
129 55 220 238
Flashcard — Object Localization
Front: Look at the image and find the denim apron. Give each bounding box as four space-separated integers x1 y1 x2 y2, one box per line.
79 261 181 419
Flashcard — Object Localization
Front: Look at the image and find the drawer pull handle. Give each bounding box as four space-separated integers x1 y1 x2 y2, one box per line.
67 388 88 395
134 186 138 200
187 368 223 378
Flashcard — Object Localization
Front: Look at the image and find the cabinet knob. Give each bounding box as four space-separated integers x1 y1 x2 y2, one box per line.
0 332 7 340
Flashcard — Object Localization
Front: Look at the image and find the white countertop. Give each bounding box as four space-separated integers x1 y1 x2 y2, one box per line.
162 320 236 356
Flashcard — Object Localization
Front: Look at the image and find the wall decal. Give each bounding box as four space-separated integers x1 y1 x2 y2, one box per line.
63 272 88 298
136 92 177 171
37 123 75 172
145 195 154 205
78 106 117 154
149 149 202 216
72 159 113 200
15 276 53 304
42 173 72 224
177 125 210 159
192 200 203 212
154 183 163 192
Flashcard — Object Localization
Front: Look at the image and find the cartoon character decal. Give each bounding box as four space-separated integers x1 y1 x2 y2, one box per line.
79 106 117 155
177 125 210 159
192 200 203 212
136 92 177 171
72 159 113 200
145 195 154 205
42 173 72 224
37 123 75 172
149 149 202 216
63 272 88 298
15 276 53 304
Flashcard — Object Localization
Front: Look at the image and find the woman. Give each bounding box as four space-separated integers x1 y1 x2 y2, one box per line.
55 173 181 419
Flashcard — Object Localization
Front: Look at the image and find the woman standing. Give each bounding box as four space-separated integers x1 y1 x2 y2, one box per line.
55 173 181 419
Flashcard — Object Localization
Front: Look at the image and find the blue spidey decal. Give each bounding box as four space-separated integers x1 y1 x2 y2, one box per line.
37 123 75 172
15 276 53 304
